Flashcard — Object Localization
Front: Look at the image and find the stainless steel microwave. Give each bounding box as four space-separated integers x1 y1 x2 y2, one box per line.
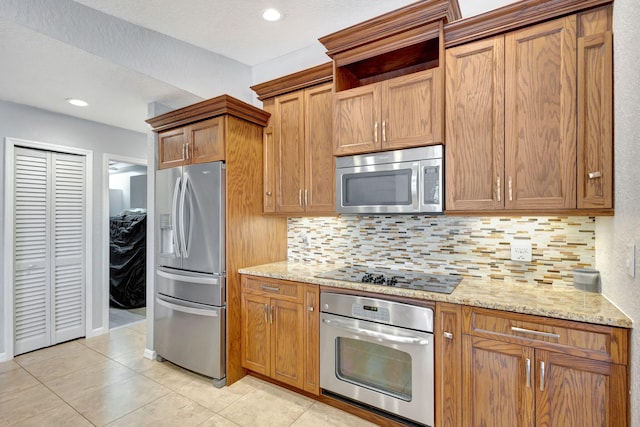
336 145 443 214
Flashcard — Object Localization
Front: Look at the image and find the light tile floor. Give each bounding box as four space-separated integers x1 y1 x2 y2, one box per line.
0 321 376 427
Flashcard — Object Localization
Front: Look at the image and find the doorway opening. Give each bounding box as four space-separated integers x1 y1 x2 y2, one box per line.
106 156 148 330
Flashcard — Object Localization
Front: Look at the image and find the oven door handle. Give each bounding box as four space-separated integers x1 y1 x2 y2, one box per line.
322 317 430 346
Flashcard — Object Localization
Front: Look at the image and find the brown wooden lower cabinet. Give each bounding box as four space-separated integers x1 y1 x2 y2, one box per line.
436 302 463 427
461 306 629 427
240 275 319 394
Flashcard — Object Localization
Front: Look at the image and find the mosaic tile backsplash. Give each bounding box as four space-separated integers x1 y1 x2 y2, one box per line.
288 216 595 288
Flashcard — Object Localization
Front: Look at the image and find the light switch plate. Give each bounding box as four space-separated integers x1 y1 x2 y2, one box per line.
511 241 532 262
626 243 635 278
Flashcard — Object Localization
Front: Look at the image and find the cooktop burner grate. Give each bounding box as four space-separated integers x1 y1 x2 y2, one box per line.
316 265 462 294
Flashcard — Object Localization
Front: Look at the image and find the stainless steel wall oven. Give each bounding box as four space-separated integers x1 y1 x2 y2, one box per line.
320 292 435 426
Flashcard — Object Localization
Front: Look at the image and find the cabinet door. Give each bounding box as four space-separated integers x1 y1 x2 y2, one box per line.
334 84 380 155
577 7 613 209
305 83 335 213
158 127 188 169
383 68 443 150
240 293 270 376
505 16 577 210
435 303 462 427
446 37 505 211
303 285 320 395
463 336 535 427
270 298 304 389
262 99 276 213
535 350 628 427
275 92 306 213
189 117 225 164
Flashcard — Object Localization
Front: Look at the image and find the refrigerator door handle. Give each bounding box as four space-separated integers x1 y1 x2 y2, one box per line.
156 295 220 317
157 268 222 285
179 172 191 258
171 176 182 257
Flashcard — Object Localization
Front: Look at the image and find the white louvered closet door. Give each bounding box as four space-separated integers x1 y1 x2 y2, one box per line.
13 147 86 355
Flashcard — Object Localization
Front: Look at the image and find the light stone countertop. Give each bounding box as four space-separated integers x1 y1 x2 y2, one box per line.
238 260 633 328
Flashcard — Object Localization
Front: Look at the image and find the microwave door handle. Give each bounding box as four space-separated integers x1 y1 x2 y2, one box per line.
171 176 182 257
179 172 190 258
322 317 429 346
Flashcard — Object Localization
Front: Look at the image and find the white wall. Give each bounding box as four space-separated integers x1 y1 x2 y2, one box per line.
0 99 147 357
597 0 640 424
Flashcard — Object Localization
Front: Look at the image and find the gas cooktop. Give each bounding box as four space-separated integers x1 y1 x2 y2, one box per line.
316 265 462 294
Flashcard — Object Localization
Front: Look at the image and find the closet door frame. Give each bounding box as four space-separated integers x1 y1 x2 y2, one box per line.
2 138 93 361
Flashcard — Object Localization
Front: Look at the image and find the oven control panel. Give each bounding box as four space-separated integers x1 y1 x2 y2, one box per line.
352 304 391 323
321 292 434 333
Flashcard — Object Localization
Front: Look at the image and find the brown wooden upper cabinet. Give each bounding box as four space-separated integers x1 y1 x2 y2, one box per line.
445 6 613 213
334 69 443 155
252 64 335 216
273 84 335 214
261 84 334 215
157 117 224 169
320 1 460 157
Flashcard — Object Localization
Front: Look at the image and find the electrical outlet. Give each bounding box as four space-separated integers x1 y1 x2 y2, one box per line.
511 241 532 262
626 243 636 278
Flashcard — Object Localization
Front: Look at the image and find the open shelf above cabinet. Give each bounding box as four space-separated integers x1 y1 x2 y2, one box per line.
319 0 461 92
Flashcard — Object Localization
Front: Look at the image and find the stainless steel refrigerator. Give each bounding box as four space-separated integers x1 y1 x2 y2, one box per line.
154 161 226 387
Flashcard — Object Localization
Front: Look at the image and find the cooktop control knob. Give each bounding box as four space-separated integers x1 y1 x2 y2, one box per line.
361 273 374 283
373 274 385 284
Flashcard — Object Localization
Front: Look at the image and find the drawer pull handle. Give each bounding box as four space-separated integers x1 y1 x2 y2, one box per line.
540 361 545 391
443 332 454 340
588 171 602 179
260 285 280 292
526 358 531 388
511 326 560 339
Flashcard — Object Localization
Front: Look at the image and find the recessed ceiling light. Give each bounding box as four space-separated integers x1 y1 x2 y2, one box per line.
262 8 282 22
66 98 89 107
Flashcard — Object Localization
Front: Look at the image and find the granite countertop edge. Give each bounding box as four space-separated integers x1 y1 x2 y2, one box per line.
239 261 633 329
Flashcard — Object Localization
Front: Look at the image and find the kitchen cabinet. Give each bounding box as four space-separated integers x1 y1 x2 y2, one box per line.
261 83 335 215
446 8 614 214
577 6 613 209
275 83 334 214
157 117 224 169
462 306 629 427
303 284 320 395
320 2 455 158
505 16 577 210
435 302 462 427
334 68 443 156
445 36 505 211
240 275 319 393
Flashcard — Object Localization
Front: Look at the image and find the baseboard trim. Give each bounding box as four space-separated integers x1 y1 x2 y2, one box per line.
144 348 156 360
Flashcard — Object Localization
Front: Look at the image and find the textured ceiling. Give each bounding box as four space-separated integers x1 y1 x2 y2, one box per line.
0 0 516 133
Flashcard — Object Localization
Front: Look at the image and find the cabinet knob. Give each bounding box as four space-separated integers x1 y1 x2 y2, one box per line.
265 191 272 196
307 306 314 312
588 171 602 179
443 332 454 340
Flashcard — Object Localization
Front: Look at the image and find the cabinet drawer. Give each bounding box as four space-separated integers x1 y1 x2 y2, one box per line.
242 276 302 301
462 306 628 364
